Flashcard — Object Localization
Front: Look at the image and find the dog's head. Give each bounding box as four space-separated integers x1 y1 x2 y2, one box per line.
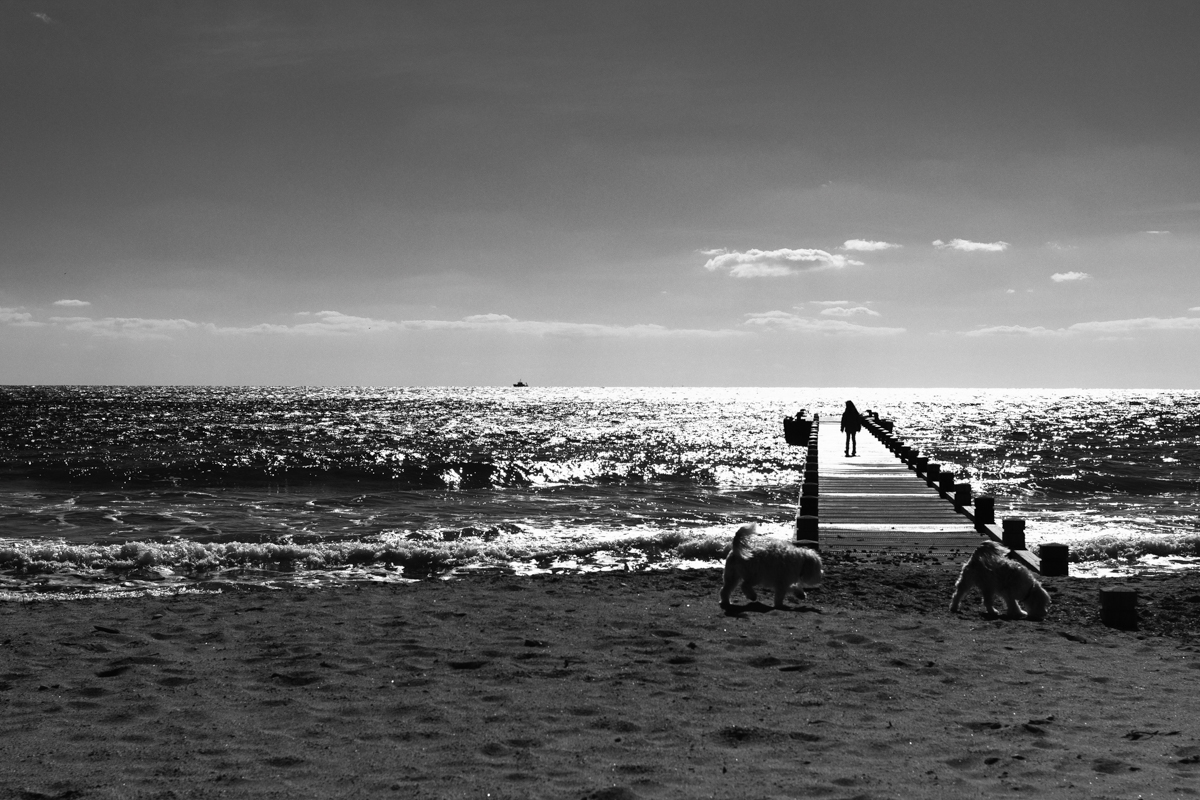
1024 583 1052 621
796 548 824 588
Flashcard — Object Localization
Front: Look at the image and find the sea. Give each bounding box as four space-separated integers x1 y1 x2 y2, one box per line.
1 386 1198 597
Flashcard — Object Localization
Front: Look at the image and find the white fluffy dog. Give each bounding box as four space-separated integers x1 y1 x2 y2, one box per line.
950 541 1051 621
720 523 823 609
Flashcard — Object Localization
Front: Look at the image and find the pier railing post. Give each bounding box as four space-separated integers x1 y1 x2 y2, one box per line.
1001 517 1025 549
796 416 819 547
973 496 995 525
1039 542 1069 576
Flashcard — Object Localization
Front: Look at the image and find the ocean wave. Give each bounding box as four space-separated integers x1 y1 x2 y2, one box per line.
0 526 741 592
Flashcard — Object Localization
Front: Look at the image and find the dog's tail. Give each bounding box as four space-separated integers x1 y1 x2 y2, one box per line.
730 523 757 558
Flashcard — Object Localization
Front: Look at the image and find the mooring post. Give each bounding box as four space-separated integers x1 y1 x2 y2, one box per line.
1039 542 1069 576
925 463 941 484
937 471 956 493
1099 587 1137 630
953 482 972 508
914 456 930 473
1001 517 1025 549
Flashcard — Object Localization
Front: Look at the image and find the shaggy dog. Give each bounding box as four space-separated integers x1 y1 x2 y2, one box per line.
950 540 1051 621
720 523 823 609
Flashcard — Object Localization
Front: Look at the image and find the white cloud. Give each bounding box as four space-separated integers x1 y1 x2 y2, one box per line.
841 239 900 252
53 299 91 307
964 315 1200 337
211 311 741 339
933 238 1009 253
1068 316 1200 334
702 248 862 277
820 306 880 317
743 310 903 336
810 300 850 306
964 325 1063 338
1143 230 1171 235
49 316 200 340
1046 242 1077 252
1050 272 1091 282
0 307 42 327
1190 307 1200 312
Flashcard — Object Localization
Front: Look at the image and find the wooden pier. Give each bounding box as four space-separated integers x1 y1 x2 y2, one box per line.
791 411 1047 573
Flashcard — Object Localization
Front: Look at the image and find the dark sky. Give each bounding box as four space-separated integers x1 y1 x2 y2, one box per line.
2 1 1199 386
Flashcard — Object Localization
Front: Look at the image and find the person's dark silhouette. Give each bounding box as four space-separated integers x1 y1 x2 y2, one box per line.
840 400 861 457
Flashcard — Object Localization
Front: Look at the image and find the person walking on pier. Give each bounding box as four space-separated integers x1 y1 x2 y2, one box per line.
841 400 861 457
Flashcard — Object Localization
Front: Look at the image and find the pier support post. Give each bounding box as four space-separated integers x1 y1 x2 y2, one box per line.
937 472 956 492
953 483 972 507
800 495 818 517
914 456 929 473
1038 543 1069 576
926 463 941 483
973 496 995 525
1001 517 1025 549
1099 587 1138 630
795 515 819 546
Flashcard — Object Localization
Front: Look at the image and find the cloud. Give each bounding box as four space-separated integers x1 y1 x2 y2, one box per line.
964 315 1200 337
1190 307 1200 313
1046 241 1077 252
211 311 741 339
1 307 42 327
1050 272 1091 282
933 238 1009 253
1143 230 1171 235
743 310 903 336
702 248 862 277
810 300 850 306
820 306 880 317
841 239 900 252
32 12 55 24
52 299 91 307
1068 316 1200 334
49 316 200 340
964 325 1063 338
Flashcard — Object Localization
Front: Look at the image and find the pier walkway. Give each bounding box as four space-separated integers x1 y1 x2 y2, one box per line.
812 419 984 556
791 411 1047 572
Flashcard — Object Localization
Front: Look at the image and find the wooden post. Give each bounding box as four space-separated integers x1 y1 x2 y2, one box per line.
974 496 995 525
953 483 972 507
914 456 930 473
1039 542 1069 576
801 482 817 497
937 472 956 492
1001 517 1025 549
795 515 819 546
1099 587 1137 630
926 463 941 483
800 495 817 517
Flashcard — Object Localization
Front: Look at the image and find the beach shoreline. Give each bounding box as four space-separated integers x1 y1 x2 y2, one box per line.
3 559 1200 799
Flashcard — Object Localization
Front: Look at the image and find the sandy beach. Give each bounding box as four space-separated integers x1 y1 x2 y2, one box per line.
3 556 1200 799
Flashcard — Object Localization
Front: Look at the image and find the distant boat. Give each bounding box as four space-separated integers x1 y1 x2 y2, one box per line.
512 381 528 387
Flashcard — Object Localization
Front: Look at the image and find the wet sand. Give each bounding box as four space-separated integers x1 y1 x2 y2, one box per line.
3 556 1200 799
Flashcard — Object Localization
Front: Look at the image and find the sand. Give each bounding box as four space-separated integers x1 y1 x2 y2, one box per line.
3 555 1200 799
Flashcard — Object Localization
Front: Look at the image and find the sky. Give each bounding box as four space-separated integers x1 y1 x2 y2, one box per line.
2 0 1199 387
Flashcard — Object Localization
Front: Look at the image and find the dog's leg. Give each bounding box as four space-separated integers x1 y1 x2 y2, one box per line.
949 574 971 613
742 581 758 602
980 585 1002 617
1000 591 1027 619
772 584 788 609
720 566 738 606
